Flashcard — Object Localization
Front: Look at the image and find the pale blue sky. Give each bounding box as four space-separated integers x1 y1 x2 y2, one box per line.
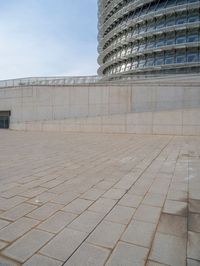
0 0 98 80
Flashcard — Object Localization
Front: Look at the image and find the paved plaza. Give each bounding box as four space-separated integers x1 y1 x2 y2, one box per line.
0 130 199 265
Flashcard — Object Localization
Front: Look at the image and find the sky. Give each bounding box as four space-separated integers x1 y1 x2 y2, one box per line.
0 0 98 80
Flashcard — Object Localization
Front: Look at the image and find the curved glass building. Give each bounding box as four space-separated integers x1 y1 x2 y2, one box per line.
98 0 200 77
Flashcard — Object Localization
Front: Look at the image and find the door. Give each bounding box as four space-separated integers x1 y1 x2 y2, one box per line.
0 111 11 129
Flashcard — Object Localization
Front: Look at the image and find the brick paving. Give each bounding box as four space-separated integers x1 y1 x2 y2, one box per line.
0 129 199 265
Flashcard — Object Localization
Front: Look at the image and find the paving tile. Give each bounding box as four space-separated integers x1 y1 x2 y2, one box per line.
121 220 156 248
105 205 135 225
148 178 170 195
1 186 26 198
18 176 40 184
113 174 139 190
51 191 79 205
68 210 104 233
41 179 66 189
189 213 200 233
28 192 57 205
0 131 200 265
0 256 18 266
146 261 169 266
103 188 126 200
189 199 200 214
128 185 148 196
19 187 47 198
81 189 105 201
40 228 87 261
37 211 77 233
3 229 53 263
64 243 110 266
26 202 63 220
0 196 27 211
105 241 149 266
93 181 114 190
134 204 161 224
0 220 10 230
187 259 200 266
87 220 125 248
167 189 187 202
170 181 188 193
187 231 200 261
22 180 45 189
0 217 39 242
88 198 117 215
189 189 200 200
23 254 62 266
118 194 143 208
0 241 8 250
157 213 187 237
163 200 187 216
149 232 187 266
143 193 166 207
48 184 68 194
0 203 37 221
62 198 93 214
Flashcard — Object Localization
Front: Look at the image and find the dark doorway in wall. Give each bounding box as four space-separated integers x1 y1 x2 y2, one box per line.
0 111 11 129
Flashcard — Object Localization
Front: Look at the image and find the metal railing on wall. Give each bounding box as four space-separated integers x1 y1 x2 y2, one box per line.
0 76 101 88
0 73 200 88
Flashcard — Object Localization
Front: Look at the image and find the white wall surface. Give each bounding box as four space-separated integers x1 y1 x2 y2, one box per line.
10 108 200 136
1 75 200 135
0 85 131 123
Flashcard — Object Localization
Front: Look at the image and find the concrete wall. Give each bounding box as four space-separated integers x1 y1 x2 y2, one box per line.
0 75 200 135
9 109 200 136
0 85 131 122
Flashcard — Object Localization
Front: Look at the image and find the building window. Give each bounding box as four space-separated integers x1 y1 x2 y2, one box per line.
147 38 155 49
132 43 139 53
138 58 146 68
156 18 165 29
188 12 199 23
121 48 126 57
187 51 199 62
166 15 175 27
131 60 138 69
138 41 146 52
176 52 186 63
120 63 126 72
166 0 176 8
156 0 166 10
187 30 199 42
176 0 187 5
148 2 156 13
116 65 121 73
166 33 175 45
126 46 132 55
165 56 174 64
155 58 164 65
146 57 154 67
139 23 146 33
176 13 187 25
156 36 165 47
188 0 199 2
147 20 155 31
127 30 132 39
155 53 164 65
176 32 186 44
132 26 139 36
125 62 132 71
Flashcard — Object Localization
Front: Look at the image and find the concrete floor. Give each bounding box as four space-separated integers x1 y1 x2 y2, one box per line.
0 130 199 266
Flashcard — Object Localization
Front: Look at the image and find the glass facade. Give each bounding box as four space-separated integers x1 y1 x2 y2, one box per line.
98 0 200 77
